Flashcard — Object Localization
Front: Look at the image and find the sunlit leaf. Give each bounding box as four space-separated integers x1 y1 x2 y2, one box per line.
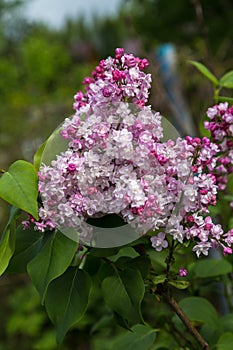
189 60 219 85
217 96 233 104
219 71 233 89
153 274 166 285
34 140 47 172
168 280 190 289
0 160 38 219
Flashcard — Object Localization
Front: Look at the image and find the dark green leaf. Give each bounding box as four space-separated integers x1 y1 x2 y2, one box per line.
189 60 219 85
177 297 219 329
220 314 233 332
27 231 78 304
151 330 178 349
45 267 92 345
89 247 119 257
102 267 145 326
0 160 38 219
7 225 45 273
0 206 20 275
95 260 115 282
112 324 156 350
149 249 167 272
109 246 139 262
192 258 232 278
216 333 233 350
82 254 101 276
119 255 151 279
219 71 233 89
90 314 114 334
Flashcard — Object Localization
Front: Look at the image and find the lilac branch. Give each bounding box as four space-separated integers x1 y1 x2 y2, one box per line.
163 291 211 350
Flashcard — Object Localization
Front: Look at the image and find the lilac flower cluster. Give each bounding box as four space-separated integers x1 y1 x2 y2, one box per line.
71 46 151 113
30 49 233 257
204 102 233 191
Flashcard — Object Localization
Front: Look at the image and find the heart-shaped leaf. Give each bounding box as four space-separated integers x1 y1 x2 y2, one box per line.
102 268 145 326
27 231 78 304
45 267 92 345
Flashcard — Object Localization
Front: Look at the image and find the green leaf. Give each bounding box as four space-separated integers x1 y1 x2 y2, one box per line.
27 231 78 304
7 225 45 273
220 313 233 332
151 330 178 349
0 160 38 219
189 60 219 85
112 324 156 350
192 258 232 278
45 267 92 345
220 70 233 89
168 280 190 290
199 114 211 138
40 126 69 165
217 96 233 104
109 246 139 262
90 314 114 334
152 274 166 285
177 297 219 329
102 267 145 326
89 247 119 257
216 332 233 350
123 255 151 279
0 206 20 275
34 140 47 172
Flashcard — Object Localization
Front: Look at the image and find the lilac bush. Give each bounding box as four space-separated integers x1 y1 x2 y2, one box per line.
1 48 233 349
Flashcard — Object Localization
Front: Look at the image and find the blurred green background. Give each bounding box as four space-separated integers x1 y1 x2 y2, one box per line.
0 0 233 348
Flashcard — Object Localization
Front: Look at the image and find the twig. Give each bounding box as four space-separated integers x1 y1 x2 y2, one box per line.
163 291 211 350
165 239 175 279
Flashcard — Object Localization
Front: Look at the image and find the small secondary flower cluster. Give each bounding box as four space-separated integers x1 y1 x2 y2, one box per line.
28 48 233 257
71 46 151 113
204 102 233 191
